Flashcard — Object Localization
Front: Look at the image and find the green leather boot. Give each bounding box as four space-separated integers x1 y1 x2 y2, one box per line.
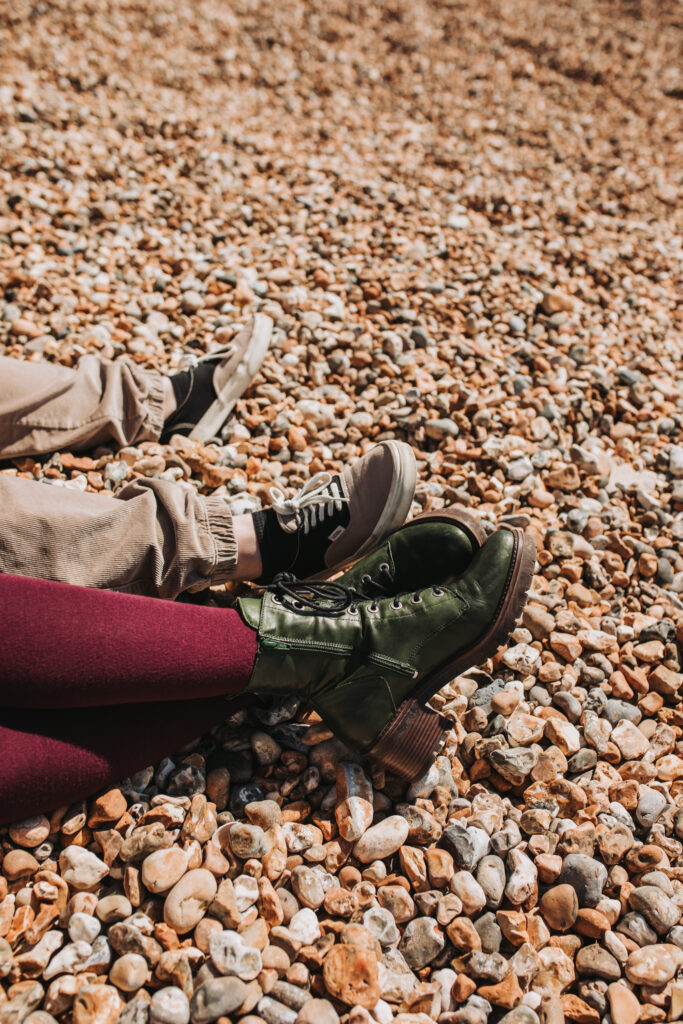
237 526 536 778
337 507 486 597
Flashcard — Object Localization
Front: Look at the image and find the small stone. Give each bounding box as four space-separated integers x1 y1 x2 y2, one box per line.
441 823 490 870
606 984 640 1024
499 1009 539 1024
290 866 325 909
611 720 650 759
560 994 600 1024
489 748 538 785
322 944 380 1008
229 823 267 859
88 790 127 827
164 869 217 934
475 856 505 911
142 848 189 894
558 856 607 908
288 908 321 945
72 985 123 1024
181 290 204 313
540 886 579 932
544 719 581 756
69 913 102 944
478 971 523 1009
2 849 39 881
9 816 50 848
505 849 537 906
502 643 540 672
625 943 683 985
635 788 667 828
59 847 109 890
628 886 680 935
150 989 190 1024
575 944 621 981
257 996 297 1024
363 907 399 947
451 872 487 916
110 953 148 992
96 895 132 924
209 930 262 980
399 918 445 969
335 763 373 842
295 1000 339 1024
190 977 248 1024
353 816 409 863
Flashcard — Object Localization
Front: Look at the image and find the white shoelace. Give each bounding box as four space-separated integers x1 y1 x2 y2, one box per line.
268 472 348 535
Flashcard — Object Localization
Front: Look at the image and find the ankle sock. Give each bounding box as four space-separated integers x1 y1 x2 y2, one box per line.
163 363 218 435
252 508 299 583
251 491 350 584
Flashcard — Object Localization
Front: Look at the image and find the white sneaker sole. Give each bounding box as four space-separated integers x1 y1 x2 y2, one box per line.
314 440 417 579
350 440 417 560
188 313 273 442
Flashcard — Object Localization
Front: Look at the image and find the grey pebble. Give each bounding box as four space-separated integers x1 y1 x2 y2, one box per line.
399 917 445 969
190 977 248 1024
629 885 681 935
476 855 506 909
473 912 502 953
635 787 668 829
575 944 621 981
440 823 490 871
257 997 297 1024
558 854 607 907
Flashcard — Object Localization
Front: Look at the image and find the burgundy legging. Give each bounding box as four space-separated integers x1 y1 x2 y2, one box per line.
0 573 257 822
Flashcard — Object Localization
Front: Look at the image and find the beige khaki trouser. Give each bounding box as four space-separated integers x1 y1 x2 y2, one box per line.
0 355 237 598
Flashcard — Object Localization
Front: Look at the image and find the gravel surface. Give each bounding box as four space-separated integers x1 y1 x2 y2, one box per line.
1 1 682 1023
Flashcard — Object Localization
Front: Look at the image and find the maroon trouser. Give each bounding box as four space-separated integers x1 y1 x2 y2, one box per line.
0 573 257 822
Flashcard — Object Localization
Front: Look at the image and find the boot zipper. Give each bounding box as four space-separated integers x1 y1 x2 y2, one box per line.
260 637 416 676
368 652 418 677
260 635 354 654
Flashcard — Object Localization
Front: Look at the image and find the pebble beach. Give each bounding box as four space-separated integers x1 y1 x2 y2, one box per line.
1 1 682 1023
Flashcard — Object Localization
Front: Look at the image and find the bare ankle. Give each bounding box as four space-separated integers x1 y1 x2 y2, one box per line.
229 514 263 581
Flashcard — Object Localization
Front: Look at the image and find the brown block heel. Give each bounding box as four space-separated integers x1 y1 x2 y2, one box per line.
367 698 450 778
368 528 537 780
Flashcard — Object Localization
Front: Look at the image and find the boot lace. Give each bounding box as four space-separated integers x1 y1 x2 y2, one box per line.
268 472 348 535
267 572 364 616
359 561 395 596
267 572 445 616
358 562 445 604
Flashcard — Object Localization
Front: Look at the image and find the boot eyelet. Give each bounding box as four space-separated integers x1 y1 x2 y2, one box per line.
361 574 371 585
293 600 304 610
369 602 379 613
272 595 282 604
379 562 390 573
391 598 402 610
411 594 422 604
432 587 444 596
349 605 359 615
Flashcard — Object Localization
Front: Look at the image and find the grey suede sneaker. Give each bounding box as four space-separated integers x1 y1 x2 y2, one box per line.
253 440 417 583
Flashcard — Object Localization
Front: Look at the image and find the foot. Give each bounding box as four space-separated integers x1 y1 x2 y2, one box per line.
236 527 537 778
339 506 486 598
161 314 273 443
252 440 417 583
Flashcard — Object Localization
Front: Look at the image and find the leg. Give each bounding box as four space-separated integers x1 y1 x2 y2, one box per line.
0 572 257 708
0 474 238 598
0 354 165 458
0 697 249 824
